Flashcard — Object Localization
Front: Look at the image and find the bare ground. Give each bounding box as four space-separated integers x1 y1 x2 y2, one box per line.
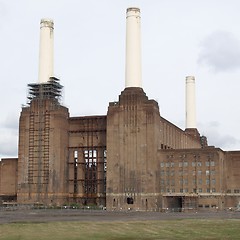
0 209 240 224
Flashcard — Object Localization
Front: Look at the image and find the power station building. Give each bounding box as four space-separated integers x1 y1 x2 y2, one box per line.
1 8 240 211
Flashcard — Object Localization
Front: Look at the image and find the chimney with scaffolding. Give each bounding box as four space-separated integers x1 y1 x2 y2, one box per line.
17 19 69 205
28 19 62 104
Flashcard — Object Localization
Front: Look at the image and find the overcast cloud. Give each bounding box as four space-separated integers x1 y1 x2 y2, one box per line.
198 31 240 72
200 121 240 149
1 0 240 158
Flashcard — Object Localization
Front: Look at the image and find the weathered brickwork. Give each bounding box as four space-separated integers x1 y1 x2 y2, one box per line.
1 88 239 211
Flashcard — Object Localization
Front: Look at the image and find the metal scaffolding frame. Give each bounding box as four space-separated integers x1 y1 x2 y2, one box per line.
27 77 63 203
27 77 63 104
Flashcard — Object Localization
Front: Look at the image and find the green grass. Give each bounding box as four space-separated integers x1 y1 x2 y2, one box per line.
0 219 239 240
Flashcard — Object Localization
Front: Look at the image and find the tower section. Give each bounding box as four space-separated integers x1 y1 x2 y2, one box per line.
186 76 196 129
38 19 54 83
106 8 161 211
185 76 200 140
17 19 69 205
125 8 142 88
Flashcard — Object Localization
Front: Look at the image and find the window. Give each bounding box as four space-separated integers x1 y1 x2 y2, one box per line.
192 162 196 167
212 188 216 193
206 188 210 193
166 162 170 167
211 170 215 175
183 161 188 167
205 161 210 167
160 162 164 168
197 162 202 167
180 188 183 193
210 161 215 167
179 162 183 167
198 170 202 176
171 162 175 167
234 189 240 193
198 188 202 193
227 189 231 193
206 179 210 185
206 170 210 176
74 150 78 158
198 179 202 185
212 179 216 185
84 149 98 194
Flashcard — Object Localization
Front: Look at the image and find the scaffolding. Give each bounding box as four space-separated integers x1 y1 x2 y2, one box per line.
27 77 63 203
68 116 107 206
27 77 63 104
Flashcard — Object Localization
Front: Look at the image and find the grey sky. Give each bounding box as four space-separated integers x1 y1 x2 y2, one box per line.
198 31 240 72
1 0 240 157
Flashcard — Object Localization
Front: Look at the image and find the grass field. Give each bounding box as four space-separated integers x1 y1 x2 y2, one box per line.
0 219 240 240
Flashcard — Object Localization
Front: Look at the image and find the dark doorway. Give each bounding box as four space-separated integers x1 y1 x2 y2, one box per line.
127 197 134 204
166 196 182 211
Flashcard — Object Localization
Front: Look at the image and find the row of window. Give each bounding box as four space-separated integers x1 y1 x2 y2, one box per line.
198 204 217 208
161 188 217 193
160 161 215 168
73 149 107 194
160 170 216 176
227 189 240 193
73 149 107 169
74 149 107 159
160 179 216 185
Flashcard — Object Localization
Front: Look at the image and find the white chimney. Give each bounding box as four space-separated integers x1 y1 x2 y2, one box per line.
125 7 142 88
186 76 197 129
38 19 54 83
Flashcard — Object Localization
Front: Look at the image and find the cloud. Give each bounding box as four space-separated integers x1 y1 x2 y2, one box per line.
0 112 19 129
0 1 6 16
200 121 240 150
0 129 18 158
0 1 7 29
0 113 19 158
198 31 240 72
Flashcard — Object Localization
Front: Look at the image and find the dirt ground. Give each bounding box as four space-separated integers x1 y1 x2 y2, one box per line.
0 209 240 224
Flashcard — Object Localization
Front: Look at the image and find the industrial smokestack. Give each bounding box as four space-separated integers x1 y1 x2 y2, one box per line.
125 7 142 88
38 19 54 83
186 76 197 129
